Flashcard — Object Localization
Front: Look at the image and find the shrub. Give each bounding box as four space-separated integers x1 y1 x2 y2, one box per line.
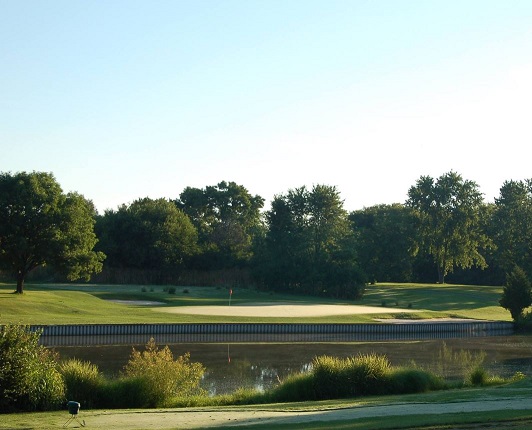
515 311 532 332
390 368 445 393
346 353 392 396
312 355 349 399
168 287 176 294
0 325 65 412
500 265 532 321
60 359 103 408
312 353 392 399
468 367 488 386
99 376 151 408
121 338 205 407
269 372 316 402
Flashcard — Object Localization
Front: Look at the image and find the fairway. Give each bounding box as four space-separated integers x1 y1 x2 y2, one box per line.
157 303 416 317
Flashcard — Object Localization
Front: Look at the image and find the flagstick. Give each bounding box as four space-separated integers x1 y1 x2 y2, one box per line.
229 288 232 306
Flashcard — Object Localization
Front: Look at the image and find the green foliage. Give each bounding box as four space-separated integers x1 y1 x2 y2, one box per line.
389 368 445 393
256 184 366 298
492 179 532 277
432 342 487 384
349 204 417 283
176 181 265 268
96 198 198 276
500 265 532 321
0 171 104 293
0 325 64 412
468 367 488 386
311 354 392 399
406 171 491 283
60 359 103 408
515 311 532 332
121 338 206 407
268 372 316 402
264 353 444 403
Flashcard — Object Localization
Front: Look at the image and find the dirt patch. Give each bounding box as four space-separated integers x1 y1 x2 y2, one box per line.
157 304 414 317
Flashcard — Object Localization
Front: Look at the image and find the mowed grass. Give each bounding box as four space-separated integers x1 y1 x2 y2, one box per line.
0 281 512 325
2 378 532 429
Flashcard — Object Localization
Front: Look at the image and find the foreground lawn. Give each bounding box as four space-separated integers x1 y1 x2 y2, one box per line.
2 379 532 429
0 281 512 325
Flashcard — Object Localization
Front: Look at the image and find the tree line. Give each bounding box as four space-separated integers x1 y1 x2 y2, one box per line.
0 171 530 297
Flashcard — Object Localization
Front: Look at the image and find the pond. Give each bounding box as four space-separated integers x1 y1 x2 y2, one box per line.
51 335 532 395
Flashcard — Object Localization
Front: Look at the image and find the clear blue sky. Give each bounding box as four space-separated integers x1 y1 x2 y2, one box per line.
1 1 531 213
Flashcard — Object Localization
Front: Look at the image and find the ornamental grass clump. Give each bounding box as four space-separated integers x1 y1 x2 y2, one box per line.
434 342 486 384
388 367 445 393
311 353 392 399
269 372 316 402
121 338 206 407
60 359 103 408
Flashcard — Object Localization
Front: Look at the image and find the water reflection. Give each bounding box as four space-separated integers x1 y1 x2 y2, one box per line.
51 336 532 395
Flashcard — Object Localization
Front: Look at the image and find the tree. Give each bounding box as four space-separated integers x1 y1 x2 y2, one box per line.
499 266 532 321
406 171 491 284
491 179 532 277
175 181 265 268
349 204 417 283
0 171 105 293
96 198 198 272
257 185 365 298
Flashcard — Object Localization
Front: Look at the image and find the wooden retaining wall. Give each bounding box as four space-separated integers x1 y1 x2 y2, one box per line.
31 321 514 337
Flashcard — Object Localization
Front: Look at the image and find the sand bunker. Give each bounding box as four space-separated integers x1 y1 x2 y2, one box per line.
157 304 412 317
108 299 165 306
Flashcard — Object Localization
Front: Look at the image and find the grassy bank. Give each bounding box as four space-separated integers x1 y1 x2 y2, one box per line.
0 281 511 324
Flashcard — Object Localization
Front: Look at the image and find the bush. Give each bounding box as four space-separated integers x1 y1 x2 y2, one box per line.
468 367 488 386
60 359 103 408
99 376 152 408
500 265 532 321
269 372 316 402
347 353 391 396
0 325 65 412
121 338 205 407
515 311 532 332
390 368 445 393
311 353 392 399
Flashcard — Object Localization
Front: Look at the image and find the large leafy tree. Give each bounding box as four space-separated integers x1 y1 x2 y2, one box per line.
257 185 364 298
406 171 491 284
349 204 417 283
491 179 532 277
96 198 198 271
0 171 105 293
175 181 264 268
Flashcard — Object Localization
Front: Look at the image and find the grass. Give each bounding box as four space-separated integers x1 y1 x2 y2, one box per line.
2 379 532 429
0 281 525 429
0 281 513 324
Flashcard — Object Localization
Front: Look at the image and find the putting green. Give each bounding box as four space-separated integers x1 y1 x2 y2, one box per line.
156 303 416 317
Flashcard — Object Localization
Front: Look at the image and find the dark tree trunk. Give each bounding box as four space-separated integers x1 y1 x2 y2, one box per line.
15 271 25 294
437 265 445 284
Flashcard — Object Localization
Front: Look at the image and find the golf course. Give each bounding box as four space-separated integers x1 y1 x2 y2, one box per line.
1 281 531 429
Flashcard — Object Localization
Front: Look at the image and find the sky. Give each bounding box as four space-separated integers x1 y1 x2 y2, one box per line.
1 1 531 214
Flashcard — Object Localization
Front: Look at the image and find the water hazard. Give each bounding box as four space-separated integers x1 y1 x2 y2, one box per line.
49 335 532 395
